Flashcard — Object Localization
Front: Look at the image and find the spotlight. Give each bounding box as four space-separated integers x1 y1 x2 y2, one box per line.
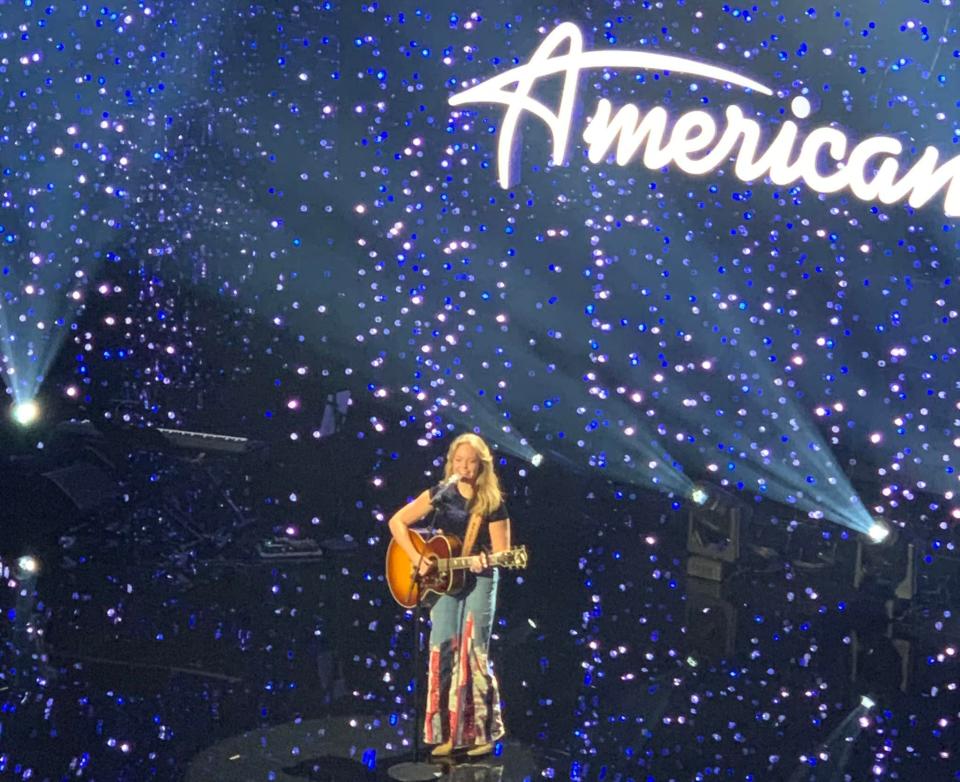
530 453 543 468
16 555 40 576
860 695 876 710
690 485 710 506
866 519 891 544
11 399 40 427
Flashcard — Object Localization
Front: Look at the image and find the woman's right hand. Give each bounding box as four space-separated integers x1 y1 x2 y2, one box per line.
417 556 435 578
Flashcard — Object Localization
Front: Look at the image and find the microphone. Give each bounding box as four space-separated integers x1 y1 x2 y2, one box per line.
430 473 461 505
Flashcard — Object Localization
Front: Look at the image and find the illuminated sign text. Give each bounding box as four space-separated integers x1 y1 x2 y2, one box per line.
449 22 960 217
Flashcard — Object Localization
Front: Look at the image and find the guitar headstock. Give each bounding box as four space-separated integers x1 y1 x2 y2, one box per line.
495 545 529 570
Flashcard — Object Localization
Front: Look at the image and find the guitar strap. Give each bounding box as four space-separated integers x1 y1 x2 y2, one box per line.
461 511 484 558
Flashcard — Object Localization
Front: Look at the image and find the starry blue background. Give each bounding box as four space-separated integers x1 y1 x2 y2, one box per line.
3 1 960 545
2 4 960 782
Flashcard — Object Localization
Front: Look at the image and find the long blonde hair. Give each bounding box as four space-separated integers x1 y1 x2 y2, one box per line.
443 432 503 519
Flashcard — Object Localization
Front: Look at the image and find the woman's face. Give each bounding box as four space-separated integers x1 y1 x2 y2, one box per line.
452 443 482 482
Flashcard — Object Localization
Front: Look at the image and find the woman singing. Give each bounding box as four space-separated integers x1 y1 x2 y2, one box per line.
387 433 511 758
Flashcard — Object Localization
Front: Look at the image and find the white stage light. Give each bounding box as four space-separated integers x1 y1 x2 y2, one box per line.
17 555 40 576
11 400 40 427
690 486 710 506
531 453 543 468
860 695 876 709
866 520 890 544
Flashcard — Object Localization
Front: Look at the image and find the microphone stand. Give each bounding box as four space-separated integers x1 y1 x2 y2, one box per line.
388 500 444 781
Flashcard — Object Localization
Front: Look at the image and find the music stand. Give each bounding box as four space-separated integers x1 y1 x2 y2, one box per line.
388 526 444 781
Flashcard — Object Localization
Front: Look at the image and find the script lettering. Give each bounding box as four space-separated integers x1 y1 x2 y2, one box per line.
449 22 960 217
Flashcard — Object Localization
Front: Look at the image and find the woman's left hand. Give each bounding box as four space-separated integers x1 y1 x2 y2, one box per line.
469 551 488 574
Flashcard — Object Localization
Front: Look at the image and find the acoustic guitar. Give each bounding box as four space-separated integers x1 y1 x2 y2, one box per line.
386 529 529 609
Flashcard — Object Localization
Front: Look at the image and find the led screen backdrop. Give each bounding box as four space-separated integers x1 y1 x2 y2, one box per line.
2 1 959 535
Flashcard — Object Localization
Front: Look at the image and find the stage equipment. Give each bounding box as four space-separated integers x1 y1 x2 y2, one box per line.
155 427 262 454
851 626 914 696
780 518 845 571
866 517 892 545
16 555 41 577
690 484 710 506
41 461 123 514
318 389 351 439
256 536 323 561
854 530 917 612
11 399 40 427
683 576 738 662
428 473 461 506
686 483 750 582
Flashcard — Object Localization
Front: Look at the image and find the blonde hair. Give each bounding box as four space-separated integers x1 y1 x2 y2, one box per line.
443 432 503 519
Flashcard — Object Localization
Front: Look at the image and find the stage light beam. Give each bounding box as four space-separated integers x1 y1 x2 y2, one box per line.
11 399 40 427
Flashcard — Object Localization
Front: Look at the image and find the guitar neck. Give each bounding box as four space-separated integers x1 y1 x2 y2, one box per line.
440 552 506 572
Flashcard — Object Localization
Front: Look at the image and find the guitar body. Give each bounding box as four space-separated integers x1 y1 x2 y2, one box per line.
386 530 466 609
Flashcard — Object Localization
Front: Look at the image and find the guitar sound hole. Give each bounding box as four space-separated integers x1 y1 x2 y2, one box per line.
414 559 441 588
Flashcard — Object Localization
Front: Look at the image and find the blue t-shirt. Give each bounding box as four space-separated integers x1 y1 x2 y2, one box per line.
431 488 509 553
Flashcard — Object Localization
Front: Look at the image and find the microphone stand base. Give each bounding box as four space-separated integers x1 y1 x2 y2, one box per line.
387 760 444 781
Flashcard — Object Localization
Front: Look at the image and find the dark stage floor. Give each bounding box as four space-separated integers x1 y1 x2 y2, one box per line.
2 480 958 782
